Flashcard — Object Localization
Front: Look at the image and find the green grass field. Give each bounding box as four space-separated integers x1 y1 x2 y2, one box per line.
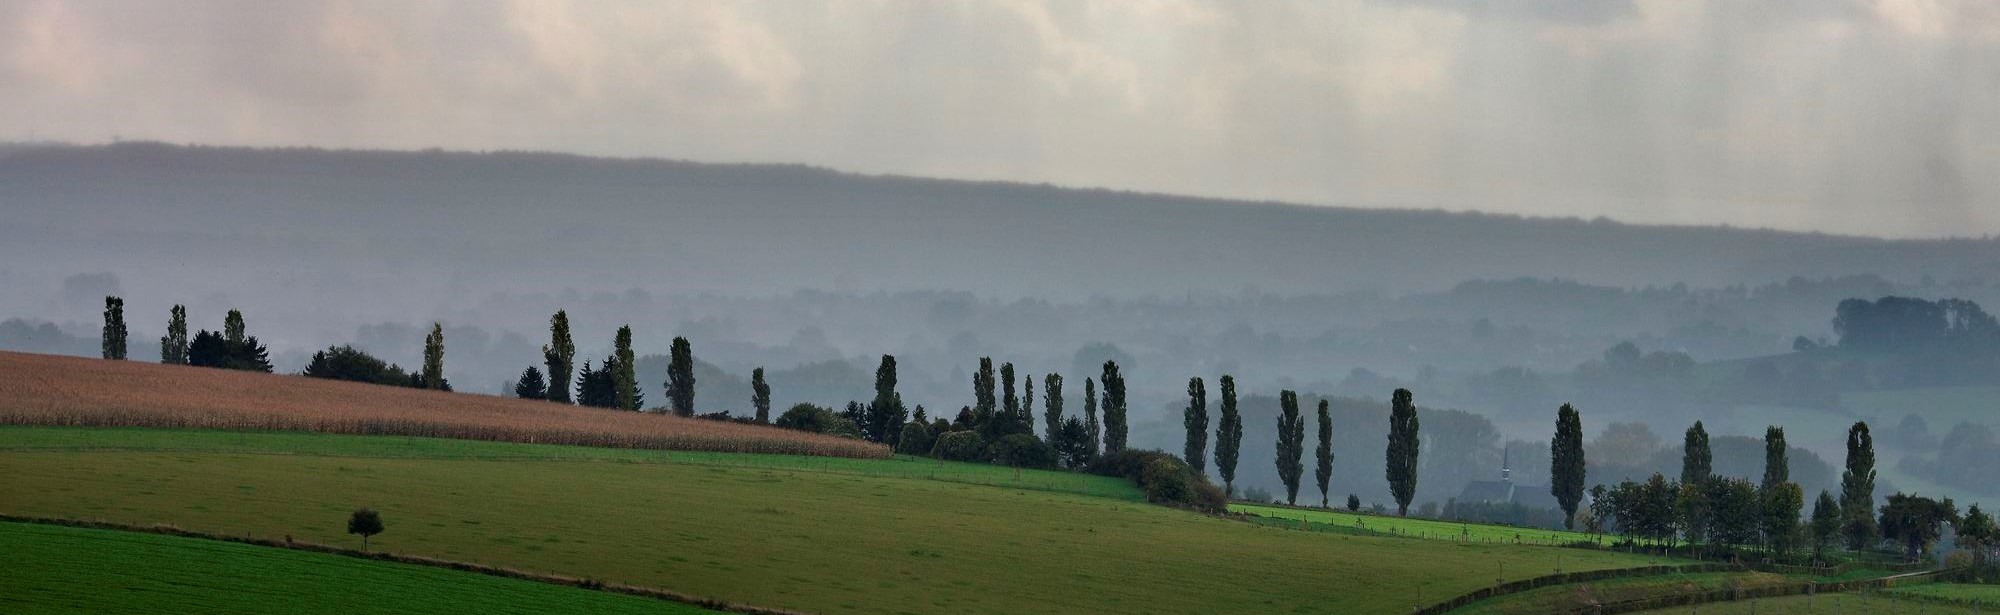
0 427 1679 615
1230 502 1618 547
1624 592 1984 614
1450 571 1800 615
1887 582 2000 604
0 521 715 615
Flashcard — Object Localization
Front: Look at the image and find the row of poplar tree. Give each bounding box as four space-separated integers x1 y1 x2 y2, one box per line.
102 297 275 374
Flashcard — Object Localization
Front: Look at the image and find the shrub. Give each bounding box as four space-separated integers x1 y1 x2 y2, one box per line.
1088 449 1225 513
775 403 839 432
896 420 934 456
987 433 1054 468
931 431 986 462
303 345 409 386
1346 494 1361 511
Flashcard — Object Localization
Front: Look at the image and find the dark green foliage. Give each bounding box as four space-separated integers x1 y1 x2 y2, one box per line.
101 296 127 360
988 433 1054 469
931 430 986 462
1960 504 1995 567
1213 375 1242 497
1677 479 1712 547
750 367 771 424
774 403 849 435
1274 390 1305 505
1841 421 1879 550
1810 490 1841 559
159 304 188 364
514 366 547 399
1762 426 1788 491
612 326 637 411
1184 376 1208 475
1082 377 1099 459
973 357 996 425
186 329 272 373
1346 494 1361 511
1000 362 1018 428
1314 399 1332 508
1763 482 1804 556
1100 361 1127 453
421 323 446 391
1587 484 1611 538
1384 388 1420 516
1551 403 1586 529
895 420 933 456
1053 416 1093 468
1605 474 1681 545
1681 421 1712 485
1086 449 1226 512
1705 477 1761 550
303 345 408 386
1042 373 1064 445
574 361 618 408
542 310 575 404
223 310 246 344
347 508 384 551
1879 492 1959 562
861 355 906 444
665 337 695 416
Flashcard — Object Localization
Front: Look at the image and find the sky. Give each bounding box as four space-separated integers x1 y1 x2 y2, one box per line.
4 0 1997 238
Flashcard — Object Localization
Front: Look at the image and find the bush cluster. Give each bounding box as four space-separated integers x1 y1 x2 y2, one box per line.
1087 449 1226 512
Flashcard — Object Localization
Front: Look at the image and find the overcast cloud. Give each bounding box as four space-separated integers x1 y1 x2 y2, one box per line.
4 0 1997 237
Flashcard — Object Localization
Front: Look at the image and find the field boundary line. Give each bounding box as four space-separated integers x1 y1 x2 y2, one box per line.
1409 563 1736 615
0 514 813 615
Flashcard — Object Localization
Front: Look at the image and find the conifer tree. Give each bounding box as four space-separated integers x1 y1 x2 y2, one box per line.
1100 360 1127 452
1314 398 1333 508
543 310 575 404
159 304 188 364
421 323 446 390
1552 403 1587 529
514 366 547 399
612 326 638 411
1275 390 1305 505
1082 377 1100 458
666 336 696 416
101 296 127 360
1214 375 1243 497
1042 373 1064 443
1385 388 1421 516
751 367 771 423
1184 376 1209 474
1841 421 1879 550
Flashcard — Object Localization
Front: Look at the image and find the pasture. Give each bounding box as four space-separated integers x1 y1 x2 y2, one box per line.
1623 592 1985 614
0 351 882 458
0 521 719 615
1231 502 1615 547
0 426 1673 615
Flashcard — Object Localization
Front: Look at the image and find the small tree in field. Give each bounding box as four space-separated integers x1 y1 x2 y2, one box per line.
347 508 384 551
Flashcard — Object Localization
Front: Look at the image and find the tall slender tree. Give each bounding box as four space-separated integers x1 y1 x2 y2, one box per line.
974 357 997 423
1001 362 1018 427
751 367 771 423
1184 376 1209 474
862 355 906 443
101 296 127 360
543 310 575 404
1811 490 1841 559
1682 421 1713 485
1100 360 1127 452
224 309 246 345
1022 373 1035 435
1314 399 1333 508
1215 375 1243 497
1042 373 1064 444
159 304 188 364
421 323 446 390
1841 421 1879 550
666 336 696 416
1275 390 1305 506
612 326 638 411
1385 388 1421 516
1552 403 1587 529
1762 426 1789 492
1082 377 1100 458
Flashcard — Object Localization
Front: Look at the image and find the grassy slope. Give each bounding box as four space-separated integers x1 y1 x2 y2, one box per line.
1624 593 1983 614
0 521 715 615
0 428 1671 615
1888 582 2000 603
1230 502 1610 545
1450 571 1800 615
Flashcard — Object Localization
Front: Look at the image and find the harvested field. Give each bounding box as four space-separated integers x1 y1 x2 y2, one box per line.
0 351 886 458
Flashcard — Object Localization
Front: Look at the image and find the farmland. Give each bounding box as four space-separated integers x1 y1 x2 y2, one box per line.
1622 592 1986 614
0 351 883 458
1231 502 1613 546
0 521 721 615
0 426 1675 615
1450 571 1800 615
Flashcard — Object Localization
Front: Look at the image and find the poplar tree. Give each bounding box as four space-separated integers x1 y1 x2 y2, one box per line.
1385 388 1420 516
1100 360 1127 452
1314 399 1333 508
863 355 906 443
1083 377 1100 458
613 326 638 411
1042 373 1064 443
1841 421 1879 550
751 367 771 423
1184 376 1208 474
421 323 446 390
543 310 575 404
1022 373 1036 435
1214 375 1243 497
974 357 997 424
1763 426 1789 492
1275 390 1305 505
224 309 246 344
1682 421 1713 485
1001 362 1019 428
666 336 696 416
159 304 188 364
101 296 127 360
1552 403 1586 529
